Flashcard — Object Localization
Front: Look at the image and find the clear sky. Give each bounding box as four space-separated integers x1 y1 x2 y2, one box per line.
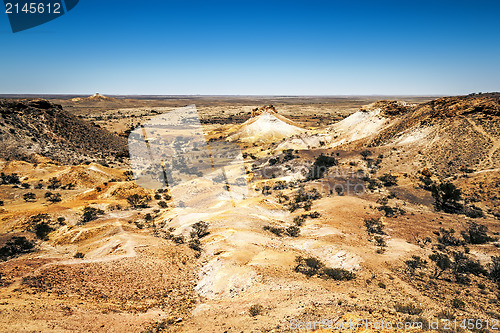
1 0 499 95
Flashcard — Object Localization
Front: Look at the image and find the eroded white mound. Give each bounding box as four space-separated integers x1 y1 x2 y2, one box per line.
228 112 304 143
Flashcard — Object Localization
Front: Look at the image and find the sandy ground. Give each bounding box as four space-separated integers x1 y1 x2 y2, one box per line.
0 95 499 332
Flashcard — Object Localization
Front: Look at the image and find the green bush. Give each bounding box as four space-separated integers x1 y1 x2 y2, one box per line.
374 235 387 248
404 256 427 276
377 205 405 217
429 252 452 278
126 194 151 208
172 235 185 244
0 172 20 185
190 221 209 239
34 222 54 240
23 192 36 202
74 252 85 258
451 298 465 309
293 215 306 226
294 256 323 277
308 211 320 218
248 304 264 317
188 238 202 252
286 225 301 237
452 251 486 277
0 236 34 261
294 256 355 281
379 173 398 187
364 217 385 235
307 154 338 180
461 222 494 244
488 256 500 283
437 228 464 246
320 267 356 281
431 182 463 213
47 177 61 190
263 225 284 237
436 309 455 320
360 150 372 160
80 206 104 224
45 192 62 203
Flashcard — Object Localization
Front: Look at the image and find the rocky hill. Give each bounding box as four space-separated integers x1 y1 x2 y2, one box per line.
228 105 305 143
70 93 117 103
0 99 128 165
328 93 500 175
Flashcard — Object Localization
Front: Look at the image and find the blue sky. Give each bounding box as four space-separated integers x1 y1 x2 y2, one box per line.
1 0 499 95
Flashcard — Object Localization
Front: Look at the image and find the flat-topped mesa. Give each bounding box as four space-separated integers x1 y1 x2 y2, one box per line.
251 105 277 117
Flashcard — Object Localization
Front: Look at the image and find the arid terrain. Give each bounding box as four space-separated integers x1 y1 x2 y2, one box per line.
0 93 499 332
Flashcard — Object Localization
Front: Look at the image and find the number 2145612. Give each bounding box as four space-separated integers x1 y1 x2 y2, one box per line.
5 2 61 14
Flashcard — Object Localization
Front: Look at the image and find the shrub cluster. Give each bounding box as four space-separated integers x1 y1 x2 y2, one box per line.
79 206 104 225
127 194 152 208
187 221 210 257
0 236 34 261
0 172 20 185
294 256 355 281
306 154 338 180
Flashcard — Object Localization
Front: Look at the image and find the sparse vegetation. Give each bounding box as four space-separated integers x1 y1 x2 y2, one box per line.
360 150 372 160
23 192 36 202
47 177 61 190
294 256 355 280
0 172 20 185
190 221 209 239
437 228 464 247
34 222 54 240
378 173 398 187
395 303 423 315
364 217 385 235
285 225 300 237
404 256 427 276
451 298 465 309
431 182 463 213
306 154 338 180
127 193 151 208
429 252 452 278
45 191 62 203
263 225 284 237
2 95 500 330
461 222 494 244
80 206 104 225
0 236 34 261
488 256 500 283
249 304 264 317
